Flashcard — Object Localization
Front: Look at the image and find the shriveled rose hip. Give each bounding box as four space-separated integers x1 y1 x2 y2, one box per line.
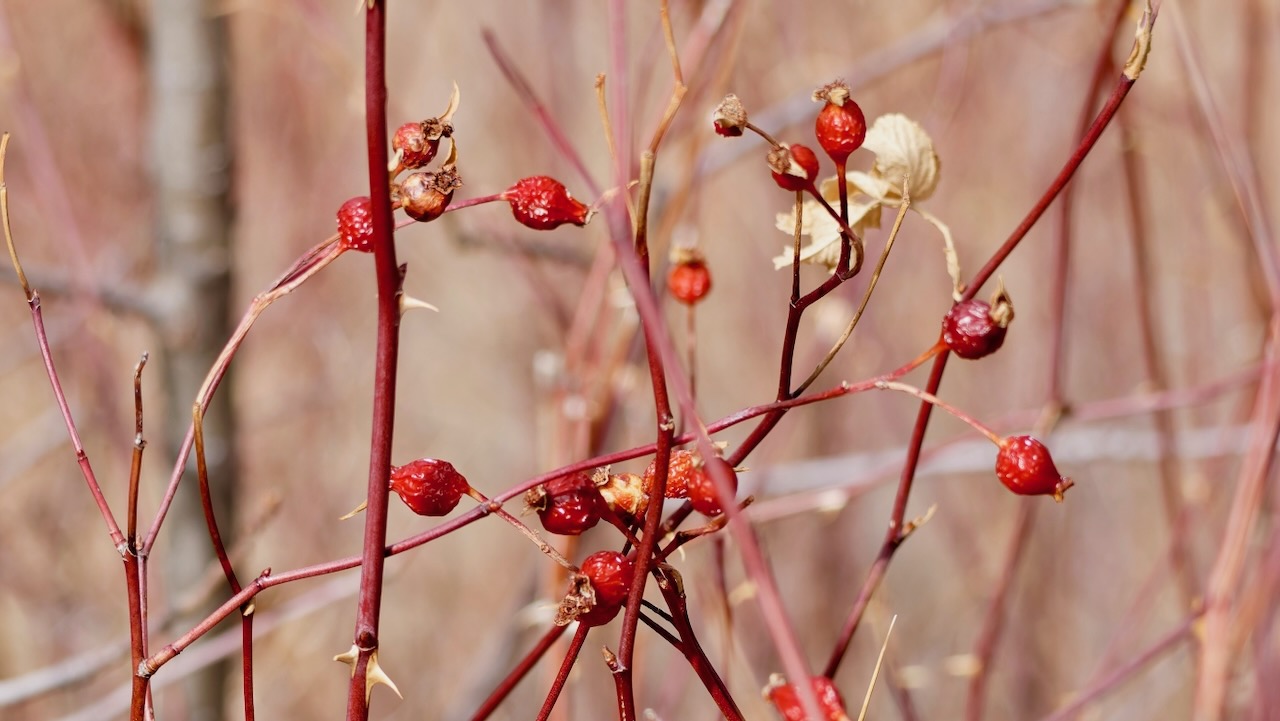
390 458 470 516
503 176 591 230
578 550 635 626
525 471 604 536
942 285 1015 360
687 457 738 517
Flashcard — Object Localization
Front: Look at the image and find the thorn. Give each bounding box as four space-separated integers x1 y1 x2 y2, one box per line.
400 295 439 315
334 644 359 669
339 499 369 521
901 504 938 539
365 649 402 702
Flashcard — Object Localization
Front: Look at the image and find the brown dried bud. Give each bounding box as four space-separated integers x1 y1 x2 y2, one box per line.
713 94 748 137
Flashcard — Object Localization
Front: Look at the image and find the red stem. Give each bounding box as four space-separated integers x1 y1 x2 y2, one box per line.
535 624 589 721
469 624 569 721
347 4 400 719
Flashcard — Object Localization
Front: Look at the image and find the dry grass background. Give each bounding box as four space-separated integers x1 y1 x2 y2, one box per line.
1 0 1277 719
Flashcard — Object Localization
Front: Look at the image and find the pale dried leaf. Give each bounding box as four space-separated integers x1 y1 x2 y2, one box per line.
863 114 940 200
913 206 963 299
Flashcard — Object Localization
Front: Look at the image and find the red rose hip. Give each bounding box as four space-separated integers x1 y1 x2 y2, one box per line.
813 81 867 165
337 196 375 253
667 248 712 305
995 435 1073 501
503 176 591 230
390 458 470 516
942 285 1015 359
768 144 820 192
525 471 604 536
765 675 850 721
687 457 738 517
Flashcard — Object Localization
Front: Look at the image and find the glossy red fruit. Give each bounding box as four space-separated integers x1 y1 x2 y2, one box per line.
766 675 850 721
578 550 636 626
504 176 591 230
995 435 1074 501
337 196 375 253
942 291 1014 360
687 457 738 517
668 259 712 305
526 471 604 536
768 144 820 192
399 167 462 222
813 81 866 165
389 459 470 516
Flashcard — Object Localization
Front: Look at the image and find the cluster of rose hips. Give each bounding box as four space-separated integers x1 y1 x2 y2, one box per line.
711 82 1073 503
335 89 593 254
373 447 740 629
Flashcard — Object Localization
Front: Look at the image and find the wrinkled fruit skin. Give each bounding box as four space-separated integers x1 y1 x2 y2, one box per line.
642 448 701 499
687 457 738 517
578 550 636 626
531 471 604 536
942 299 1007 359
815 96 866 165
392 122 436 170
768 144 820 192
668 260 712 304
399 168 461 223
767 676 850 721
505 176 590 230
996 435 1073 500
337 196 375 253
390 459 470 516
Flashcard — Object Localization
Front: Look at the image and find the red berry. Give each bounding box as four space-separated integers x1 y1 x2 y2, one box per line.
713 93 748 137
687 457 738 517
399 166 462 222
768 144 820 192
504 176 591 230
525 471 603 535
813 81 866 165
942 286 1015 360
578 550 636 626
765 675 850 721
337 196 375 252
995 435 1073 501
389 459 470 516
668 259 712 305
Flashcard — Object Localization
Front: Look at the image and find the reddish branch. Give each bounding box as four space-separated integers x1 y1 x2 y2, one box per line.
346 3 401 719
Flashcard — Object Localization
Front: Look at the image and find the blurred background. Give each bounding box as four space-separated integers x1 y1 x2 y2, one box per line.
1 0 1276 719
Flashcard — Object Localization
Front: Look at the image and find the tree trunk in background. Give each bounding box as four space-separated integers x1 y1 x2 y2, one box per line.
149 2 234 720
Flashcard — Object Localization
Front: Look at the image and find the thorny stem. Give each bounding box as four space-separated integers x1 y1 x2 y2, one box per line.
465 488 576 570
824 4 1158 677
347 3 400 719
